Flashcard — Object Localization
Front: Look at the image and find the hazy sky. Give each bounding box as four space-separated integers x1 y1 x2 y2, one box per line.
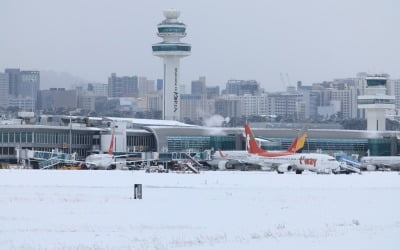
1 0 399 91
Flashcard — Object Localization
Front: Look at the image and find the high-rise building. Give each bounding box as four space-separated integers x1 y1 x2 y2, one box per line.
329 87 358 119
156 79 163 91
108 73 138 97
78 92 96 111
152 9 191 121
206 86 220 99
387 78 400 110
39 88 77 110
138 77 155 97
267 92 303 119
224 80 261 96
214 98 241 118
88 83 108 97
191 76 206 96
8 98 34 112
180 94 208 122
19 71 40 99
4 69 40 111
0 73 9 108
5 68 20 97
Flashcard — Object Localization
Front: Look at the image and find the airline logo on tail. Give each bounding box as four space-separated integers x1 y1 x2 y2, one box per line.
244 123 308 156
287 127 308 153
244 124 265 154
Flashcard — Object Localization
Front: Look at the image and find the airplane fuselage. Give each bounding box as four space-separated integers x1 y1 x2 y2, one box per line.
253 152 340 173
85 154 118 170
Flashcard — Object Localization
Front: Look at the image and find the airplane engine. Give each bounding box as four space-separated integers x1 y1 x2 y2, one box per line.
277 163 293 174
366 164 377 171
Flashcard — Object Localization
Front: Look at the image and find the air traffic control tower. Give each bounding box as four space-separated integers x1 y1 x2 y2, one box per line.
358 75 395 131
152 9 191 121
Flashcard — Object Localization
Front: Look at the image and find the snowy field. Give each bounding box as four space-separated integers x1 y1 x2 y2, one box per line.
0 170 399 250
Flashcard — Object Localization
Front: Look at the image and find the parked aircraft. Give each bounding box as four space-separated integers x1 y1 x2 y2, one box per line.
360 156 400 171
84 127 140 170
244 124 341 174
210 126 308 170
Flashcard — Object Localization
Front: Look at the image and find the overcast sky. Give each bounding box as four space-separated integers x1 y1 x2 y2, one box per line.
1 0 399 91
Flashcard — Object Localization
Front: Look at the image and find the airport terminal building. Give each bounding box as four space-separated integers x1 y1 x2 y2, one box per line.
0 116 399 164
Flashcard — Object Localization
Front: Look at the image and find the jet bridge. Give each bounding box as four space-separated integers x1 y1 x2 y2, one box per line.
16 148 77 169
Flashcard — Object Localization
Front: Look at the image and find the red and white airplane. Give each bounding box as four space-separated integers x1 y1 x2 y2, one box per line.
84 127 140 170
211 126 308 170
244 124 340 174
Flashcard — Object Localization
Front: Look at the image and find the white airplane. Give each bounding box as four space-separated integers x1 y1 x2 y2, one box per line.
244 124 341 174
360 156 400 171
210 126 309 171
210 150 272 171
84 127 141 170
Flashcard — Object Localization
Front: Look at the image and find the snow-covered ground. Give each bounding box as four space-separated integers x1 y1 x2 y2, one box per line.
0 170 399 250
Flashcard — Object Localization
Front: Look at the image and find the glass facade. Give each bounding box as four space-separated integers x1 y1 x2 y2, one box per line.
368 138 394 156
152 45 191 52
263 137 370 156
127 135 156 152
167 136 210 152
210 136 237 151
366 79 386 86
0 129 96 160
167 135 236 152
158 27 186 33
0 131 33 143
358 99 395 104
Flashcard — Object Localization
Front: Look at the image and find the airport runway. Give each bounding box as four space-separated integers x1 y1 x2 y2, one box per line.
0 170 399 250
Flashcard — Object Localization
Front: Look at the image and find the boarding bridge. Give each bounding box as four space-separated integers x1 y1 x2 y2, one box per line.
16 148 76 169
336 156 362 174
39 158 65 169
340 156 362 167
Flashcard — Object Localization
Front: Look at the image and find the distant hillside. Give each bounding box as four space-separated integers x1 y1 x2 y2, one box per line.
40 70 90 90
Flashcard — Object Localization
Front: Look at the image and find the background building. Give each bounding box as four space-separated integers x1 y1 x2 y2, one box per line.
0 73 9 108
39 88 78 110
191 76 206 96
108 73 138 98
4 69 40 112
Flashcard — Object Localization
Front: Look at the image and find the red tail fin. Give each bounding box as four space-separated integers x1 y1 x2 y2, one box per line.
244 123 266 154
107 132 114 155
217 148 227 158
287 137 298 153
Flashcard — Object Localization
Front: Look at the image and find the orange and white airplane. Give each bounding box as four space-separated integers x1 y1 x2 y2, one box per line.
211 125 308 170
244 124 340 174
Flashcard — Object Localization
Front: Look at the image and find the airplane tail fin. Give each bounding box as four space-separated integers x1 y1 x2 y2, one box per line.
244 123 266 154
294 132 307 153
107 134 114 155
217 148 227 159
107 125 115 155
287 126 308 153
294 126 308 153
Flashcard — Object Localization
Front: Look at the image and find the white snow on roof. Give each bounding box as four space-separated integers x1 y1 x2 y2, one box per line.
105 117 194 127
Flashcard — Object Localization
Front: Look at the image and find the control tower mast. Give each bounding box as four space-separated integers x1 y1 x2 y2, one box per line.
358 75 395 131
152 9 191 121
